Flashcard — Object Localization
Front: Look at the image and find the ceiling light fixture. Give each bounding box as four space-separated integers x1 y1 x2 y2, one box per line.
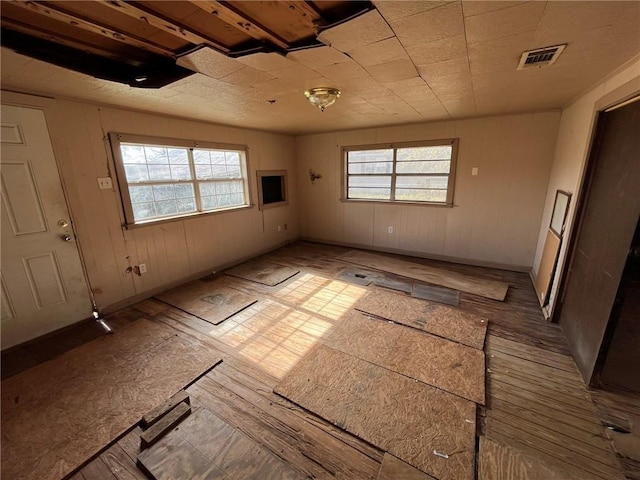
304 87 341 112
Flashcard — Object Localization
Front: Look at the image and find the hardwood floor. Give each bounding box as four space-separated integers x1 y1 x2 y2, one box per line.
4 241 635 479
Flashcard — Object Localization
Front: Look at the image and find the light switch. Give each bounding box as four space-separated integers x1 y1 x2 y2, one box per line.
97 177 113 189
472 167 479 176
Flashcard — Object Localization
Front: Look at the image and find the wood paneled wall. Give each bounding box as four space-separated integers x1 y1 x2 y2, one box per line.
296 112 561 270
3 93 298 312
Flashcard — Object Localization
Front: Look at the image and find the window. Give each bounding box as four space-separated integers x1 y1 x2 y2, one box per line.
109 133 250 226
344 139 458 205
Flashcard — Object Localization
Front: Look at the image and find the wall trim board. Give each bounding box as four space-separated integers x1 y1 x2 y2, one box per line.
301 237 530 273
100 239 296 315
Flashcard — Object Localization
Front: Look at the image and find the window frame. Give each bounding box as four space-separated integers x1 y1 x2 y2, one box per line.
341 138 459 207
109 132 252 227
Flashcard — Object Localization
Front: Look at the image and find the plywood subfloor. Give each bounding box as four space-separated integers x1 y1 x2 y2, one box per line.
412 283 460 306
138 406 302 479
1 319 221 480
275 344 477 480
155 279 256 325
325 312 485 404
377 454 436 480
356 288 488 349
338 249 509 301
225 259 299 286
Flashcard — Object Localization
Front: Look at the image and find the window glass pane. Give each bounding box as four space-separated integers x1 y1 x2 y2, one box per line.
155 200 178 216
396 160 450 174
348 149 393 163
199 182 216 197
195 165 212 180
177 198 196 213
396 176 449 189
167 148 188 164
124 164 149 183
348 175 392 188
216 182 231 195
227 164 241 178
201 195 218 210
348 187 391 200
396 189 447 202
170 164 191 180
129 185 153 203
212 164 227 177
174 184 195 199
132 202 156 220
396 146 452 161
148 164 172 181
225 151 240 165
152 184 175 201
348 162 393 174
193 150 210 164
210 151 225 164
121 145 146 164
144 147 168 164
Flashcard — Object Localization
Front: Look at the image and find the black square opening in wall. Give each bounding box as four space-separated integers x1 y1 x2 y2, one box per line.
261 175 285 204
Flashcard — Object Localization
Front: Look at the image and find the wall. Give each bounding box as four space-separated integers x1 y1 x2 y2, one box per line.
296 112 560 270
4 93 298 312
532 56 640 316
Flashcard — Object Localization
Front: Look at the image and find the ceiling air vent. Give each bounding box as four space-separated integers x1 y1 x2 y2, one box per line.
517 44 567 70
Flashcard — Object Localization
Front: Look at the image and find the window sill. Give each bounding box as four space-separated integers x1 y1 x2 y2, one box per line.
339 198 454 208
122 204 255 229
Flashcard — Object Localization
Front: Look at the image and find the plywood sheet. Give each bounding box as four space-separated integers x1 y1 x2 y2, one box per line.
534 229 561 307
378 453 437 480
356 289 488 349
274 345 476 480
1 319 222 480
325 313 485 404
338 250 509 301
138 407 301 480
225 260 299 286
155 280 256 325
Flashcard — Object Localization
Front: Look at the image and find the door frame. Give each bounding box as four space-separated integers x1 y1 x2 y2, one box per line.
552 81 640 385
1 90 97 314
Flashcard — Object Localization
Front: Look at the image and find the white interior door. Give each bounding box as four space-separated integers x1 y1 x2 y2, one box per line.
1 104 93 350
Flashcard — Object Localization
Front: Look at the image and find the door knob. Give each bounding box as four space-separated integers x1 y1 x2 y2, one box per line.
62 234 72 242
58 219 69 228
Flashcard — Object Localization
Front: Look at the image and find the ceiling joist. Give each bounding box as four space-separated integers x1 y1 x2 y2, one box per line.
9 0 174 57
99 0 232 55
189 0 290 50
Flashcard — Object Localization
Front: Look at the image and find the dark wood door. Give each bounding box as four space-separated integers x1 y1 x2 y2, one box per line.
598 218 640 392
557 99 640 384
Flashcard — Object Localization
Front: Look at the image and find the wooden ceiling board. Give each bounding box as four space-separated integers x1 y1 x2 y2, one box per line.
464 1 546 45
286 46 351 69
0 3 155 63
226 1 320 44
405 34 468 66
347 37 407 67
374 0 451 23
366 58 419 83
317 9 394 51
145 1 254 48
176 46 245 79
45 0 189 51
391 2 464 47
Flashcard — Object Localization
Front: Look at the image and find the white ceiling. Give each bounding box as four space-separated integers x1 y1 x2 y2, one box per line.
2 1 639 134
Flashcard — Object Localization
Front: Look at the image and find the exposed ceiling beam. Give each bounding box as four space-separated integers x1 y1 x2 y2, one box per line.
8 0 174 57
189 0 290 50
1 17 150 66
99 0 231 54
283 1 323 30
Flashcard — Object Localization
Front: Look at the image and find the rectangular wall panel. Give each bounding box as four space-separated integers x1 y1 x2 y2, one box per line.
1 123 25 145
1 161 47 235
22 252 67 309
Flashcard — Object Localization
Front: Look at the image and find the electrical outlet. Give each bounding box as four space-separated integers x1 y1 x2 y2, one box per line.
97 177 113 190
277 225 282 232
139 263 147 274
388 226 393 234
472 167 479 176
